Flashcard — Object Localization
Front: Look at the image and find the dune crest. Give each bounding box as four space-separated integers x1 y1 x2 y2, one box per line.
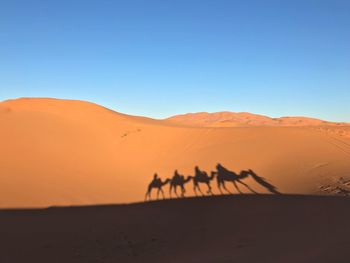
0 98 350 208
165 111 349 127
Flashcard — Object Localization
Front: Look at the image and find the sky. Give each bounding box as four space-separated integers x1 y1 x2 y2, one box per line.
0 0 349 121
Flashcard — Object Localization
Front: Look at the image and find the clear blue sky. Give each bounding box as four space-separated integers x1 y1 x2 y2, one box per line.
0 0 349 121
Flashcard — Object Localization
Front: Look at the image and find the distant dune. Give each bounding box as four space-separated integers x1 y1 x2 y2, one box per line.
166 111 349 127
1 98 350 208
1 195 350 263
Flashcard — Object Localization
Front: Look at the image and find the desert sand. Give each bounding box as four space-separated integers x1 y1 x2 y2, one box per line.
0 98 350 208
166 111 350 127
1 195 350 263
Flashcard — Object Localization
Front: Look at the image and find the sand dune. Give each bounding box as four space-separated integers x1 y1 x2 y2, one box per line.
1 98 350 208
1 195 350 263
166 111 349 127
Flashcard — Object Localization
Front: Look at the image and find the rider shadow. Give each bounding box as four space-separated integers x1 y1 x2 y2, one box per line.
214 163 281 195
145 164 281 201
192 166 216 196
169 170 192 198
145 173 171 201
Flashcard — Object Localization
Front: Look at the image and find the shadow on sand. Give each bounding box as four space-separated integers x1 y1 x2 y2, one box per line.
145 164 281 200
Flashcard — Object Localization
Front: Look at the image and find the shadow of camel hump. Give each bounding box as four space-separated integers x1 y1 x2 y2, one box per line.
145 173 171 201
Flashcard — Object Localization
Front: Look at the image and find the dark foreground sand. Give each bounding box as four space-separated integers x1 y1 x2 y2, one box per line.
1 195 350 263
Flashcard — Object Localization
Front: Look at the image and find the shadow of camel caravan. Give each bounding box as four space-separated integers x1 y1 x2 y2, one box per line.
145 164 281 201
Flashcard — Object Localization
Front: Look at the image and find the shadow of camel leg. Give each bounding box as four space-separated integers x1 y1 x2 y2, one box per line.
232 181 243 194
181 186 185 197
169 185 173 198
218 185 223 194
222 182 232 194
237 179 257 194
145 188 152 201
160 188 165 199
174 186 179 198
197 185 205 196
217 184 222 194
193 182 199 196
206 183 214 195
157 189 160 200
217 180 225 194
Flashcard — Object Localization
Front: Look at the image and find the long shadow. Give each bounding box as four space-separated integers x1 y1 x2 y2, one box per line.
213 163 281 195
213 163 256 194
145 164 280 201
242 168 281 194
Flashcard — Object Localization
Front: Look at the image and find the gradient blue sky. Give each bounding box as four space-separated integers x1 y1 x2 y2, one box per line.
0 0 349 121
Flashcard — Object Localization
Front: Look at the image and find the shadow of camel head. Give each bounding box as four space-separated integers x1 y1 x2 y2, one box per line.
244 169 281 195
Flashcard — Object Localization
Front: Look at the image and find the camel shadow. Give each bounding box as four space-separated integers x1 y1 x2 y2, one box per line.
191 166 215 196
169 170 192 198
145 164 280 201
145 173 171 201
145 166 216 201
213 163 281 195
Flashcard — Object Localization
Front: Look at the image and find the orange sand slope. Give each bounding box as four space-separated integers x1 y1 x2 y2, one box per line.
1 195 350 263
1 98 350 208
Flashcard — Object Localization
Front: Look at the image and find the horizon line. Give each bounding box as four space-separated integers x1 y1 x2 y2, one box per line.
1 96 349 123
